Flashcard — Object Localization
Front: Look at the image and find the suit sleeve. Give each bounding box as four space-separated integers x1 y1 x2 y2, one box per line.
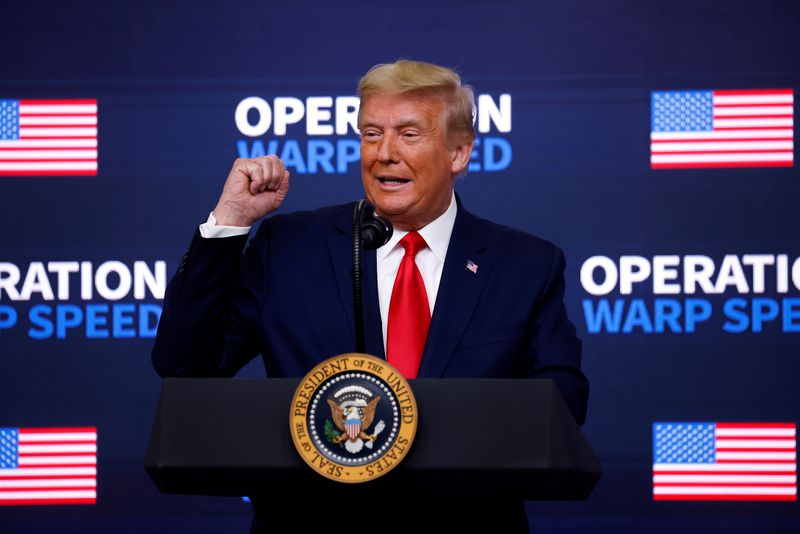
522 245 589 426
151 224 269 378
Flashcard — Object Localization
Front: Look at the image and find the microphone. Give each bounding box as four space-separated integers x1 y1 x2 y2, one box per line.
360 202 393 250
352 199 393 353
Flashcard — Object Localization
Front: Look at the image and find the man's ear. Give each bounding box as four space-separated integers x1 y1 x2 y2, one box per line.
450 139 475 176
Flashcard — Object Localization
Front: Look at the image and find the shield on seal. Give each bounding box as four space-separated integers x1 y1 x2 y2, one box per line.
344 409 361 440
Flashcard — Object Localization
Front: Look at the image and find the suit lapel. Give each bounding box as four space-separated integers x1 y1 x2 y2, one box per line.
361 249 385 358
417 203 493 378
327 206 385 358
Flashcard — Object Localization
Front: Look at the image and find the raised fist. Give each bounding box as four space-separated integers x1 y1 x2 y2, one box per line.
212 155 290 227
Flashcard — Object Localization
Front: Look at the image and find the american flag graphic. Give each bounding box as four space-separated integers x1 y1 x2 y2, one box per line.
0 99 98 176
345 418 361 441
652 422 796 501
650 89 794 169
0 427 97 506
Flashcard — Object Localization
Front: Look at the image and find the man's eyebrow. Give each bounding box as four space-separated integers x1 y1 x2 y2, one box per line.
394 118 426 129
359 117 427 129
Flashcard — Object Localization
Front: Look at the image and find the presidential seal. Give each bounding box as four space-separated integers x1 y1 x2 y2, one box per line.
289 353 418 483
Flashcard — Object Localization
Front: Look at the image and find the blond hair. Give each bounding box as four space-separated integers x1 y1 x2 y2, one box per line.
358 59 476 144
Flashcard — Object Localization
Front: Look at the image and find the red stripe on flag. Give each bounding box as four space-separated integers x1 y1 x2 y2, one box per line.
651 137 794 143
716 459 796 464
0 499 96 506
713 89 794 96
714 103 795 108
713 114 794 120
717 438 794 442
0 147 96 151
18 453 95 458
1 487 96 493
716 423 796 429
654 471 797 476
0 171 98 176
714 126 795 131
4 464 97 469
655 482 797 488
18 100 97 105
18 113 97 117
650 150 792 155
0 475 95 480
0 159 97 163
17 125 96 129
654 494 796 501
651 161 794 169
17 440 97 445
715 448 797 453
7 136 97 140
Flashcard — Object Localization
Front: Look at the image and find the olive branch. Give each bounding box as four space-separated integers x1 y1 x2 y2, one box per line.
324 419 341 444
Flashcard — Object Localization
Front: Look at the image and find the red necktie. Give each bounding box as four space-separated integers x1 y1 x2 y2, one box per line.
387 232 430 378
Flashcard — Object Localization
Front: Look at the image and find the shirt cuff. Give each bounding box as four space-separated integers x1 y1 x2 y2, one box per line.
198 212 251 238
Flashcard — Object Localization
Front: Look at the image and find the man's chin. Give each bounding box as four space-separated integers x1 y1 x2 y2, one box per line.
367 193 412 217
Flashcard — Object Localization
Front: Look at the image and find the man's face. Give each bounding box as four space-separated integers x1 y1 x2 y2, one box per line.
359 93 472 231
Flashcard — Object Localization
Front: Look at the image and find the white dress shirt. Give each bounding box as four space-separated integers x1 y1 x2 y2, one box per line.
375 193 457 352
199 212 251 239
198 192 458 352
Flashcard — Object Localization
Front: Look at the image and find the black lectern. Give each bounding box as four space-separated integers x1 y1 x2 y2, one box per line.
145 378 600 500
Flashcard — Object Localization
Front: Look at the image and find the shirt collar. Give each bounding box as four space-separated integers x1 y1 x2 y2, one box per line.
376 192 457 262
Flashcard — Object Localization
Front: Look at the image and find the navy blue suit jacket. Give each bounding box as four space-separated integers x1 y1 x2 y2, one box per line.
152 198 588 425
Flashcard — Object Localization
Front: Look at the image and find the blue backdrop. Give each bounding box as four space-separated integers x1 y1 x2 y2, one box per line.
1 0 798 531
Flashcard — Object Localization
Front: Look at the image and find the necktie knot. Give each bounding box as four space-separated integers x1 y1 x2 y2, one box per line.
400 231 427 257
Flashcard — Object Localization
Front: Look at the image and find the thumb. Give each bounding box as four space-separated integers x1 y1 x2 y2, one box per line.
277 170 290 195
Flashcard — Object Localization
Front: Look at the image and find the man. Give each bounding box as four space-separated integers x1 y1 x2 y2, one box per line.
152 60 588 532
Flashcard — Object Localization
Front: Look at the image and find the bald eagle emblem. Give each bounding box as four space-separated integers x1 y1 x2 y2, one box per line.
326 386 386 454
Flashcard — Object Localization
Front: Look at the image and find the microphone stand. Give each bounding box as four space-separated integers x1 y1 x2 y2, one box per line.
352 199 392 354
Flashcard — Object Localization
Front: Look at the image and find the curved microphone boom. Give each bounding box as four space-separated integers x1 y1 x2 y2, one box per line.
353 199 393 353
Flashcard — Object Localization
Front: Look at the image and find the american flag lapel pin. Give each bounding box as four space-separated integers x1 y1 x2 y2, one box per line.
465 259 478 274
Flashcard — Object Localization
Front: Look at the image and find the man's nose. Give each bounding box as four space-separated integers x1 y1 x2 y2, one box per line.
377 133 399 163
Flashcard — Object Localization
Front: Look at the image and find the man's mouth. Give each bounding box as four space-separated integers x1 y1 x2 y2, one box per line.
377 176 411 185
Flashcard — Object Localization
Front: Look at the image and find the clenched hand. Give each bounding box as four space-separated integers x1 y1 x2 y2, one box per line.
212 155 290 227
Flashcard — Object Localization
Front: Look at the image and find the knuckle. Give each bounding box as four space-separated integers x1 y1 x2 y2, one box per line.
233 157 252 170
